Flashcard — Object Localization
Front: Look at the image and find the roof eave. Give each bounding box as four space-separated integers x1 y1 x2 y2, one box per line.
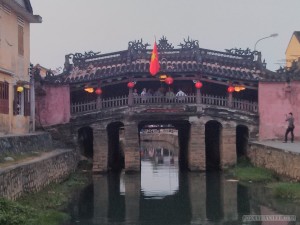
2 0 42 23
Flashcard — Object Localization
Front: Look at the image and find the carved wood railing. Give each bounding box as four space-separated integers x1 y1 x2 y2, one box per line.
71 94 258 114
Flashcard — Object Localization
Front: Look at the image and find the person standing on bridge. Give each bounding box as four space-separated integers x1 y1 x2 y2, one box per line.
176 89 187 102
284 112 295 143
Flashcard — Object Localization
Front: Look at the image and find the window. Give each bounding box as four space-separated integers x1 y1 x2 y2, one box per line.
18 25 24 56
13 86 30 116
0 81 9 114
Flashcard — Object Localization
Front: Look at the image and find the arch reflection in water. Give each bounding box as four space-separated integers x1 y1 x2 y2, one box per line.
140 142 179 199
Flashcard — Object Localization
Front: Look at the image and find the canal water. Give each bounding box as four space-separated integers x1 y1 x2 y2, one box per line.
66 142 300 225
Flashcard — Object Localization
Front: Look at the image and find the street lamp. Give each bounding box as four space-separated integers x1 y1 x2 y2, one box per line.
254 33 278 51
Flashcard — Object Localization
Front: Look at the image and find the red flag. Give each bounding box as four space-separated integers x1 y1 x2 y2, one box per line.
149 41 160 76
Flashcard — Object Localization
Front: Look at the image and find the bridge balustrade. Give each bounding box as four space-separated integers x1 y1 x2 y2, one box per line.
71 94 258 115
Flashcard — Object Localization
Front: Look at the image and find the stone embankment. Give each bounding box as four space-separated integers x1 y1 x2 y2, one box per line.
248 141 300 181
0 132 78 200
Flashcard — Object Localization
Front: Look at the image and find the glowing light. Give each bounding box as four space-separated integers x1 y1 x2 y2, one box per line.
17 86 24 92
127 82 135 89
84 87 94 93
195 81 203 89
227 86 235 93
95 88 102 95
165 77 174 85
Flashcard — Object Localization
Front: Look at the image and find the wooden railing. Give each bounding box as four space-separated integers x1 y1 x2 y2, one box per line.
71 94 258 114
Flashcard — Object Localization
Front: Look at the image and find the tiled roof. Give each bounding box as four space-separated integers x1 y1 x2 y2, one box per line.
45 38 278 84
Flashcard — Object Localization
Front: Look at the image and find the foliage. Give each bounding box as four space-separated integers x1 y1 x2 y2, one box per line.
230 157 276 182
268 182 300 199
1 167 91 225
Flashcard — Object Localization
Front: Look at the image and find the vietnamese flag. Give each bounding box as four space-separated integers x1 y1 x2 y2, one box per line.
149 41 160 76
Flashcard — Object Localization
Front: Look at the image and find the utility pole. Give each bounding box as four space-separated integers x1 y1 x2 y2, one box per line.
29 63 35 132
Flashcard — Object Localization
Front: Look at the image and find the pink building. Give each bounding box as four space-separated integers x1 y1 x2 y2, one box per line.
259 80 300 141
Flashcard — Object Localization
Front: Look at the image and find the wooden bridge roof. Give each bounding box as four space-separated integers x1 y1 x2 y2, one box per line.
44 37 286 85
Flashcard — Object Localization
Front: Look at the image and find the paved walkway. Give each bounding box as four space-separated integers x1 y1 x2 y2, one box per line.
251 140 300 154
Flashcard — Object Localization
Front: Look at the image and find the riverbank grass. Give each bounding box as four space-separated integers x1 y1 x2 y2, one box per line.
230 158 276 182
267 182 300 199
0 198 68 225
0 162 92 225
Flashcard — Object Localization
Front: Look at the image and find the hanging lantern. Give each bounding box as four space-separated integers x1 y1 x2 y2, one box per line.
165 77 174 85
195 81 203 89
17 86 24 92
84 87 94 93
127 81 135 89
95 88 102 95
227 86 234 93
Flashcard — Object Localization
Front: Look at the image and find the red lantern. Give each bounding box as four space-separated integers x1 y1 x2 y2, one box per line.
195 81 203 89
127 81 135 89
95 88 102 95
165 77 174 85
227 86 235 93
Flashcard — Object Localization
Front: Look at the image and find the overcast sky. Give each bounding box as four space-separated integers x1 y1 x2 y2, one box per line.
29 0 300 72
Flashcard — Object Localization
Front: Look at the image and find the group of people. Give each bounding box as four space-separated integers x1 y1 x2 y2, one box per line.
133 87 187 100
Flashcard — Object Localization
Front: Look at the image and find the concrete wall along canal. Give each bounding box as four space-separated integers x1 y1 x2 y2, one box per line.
0 132 79 200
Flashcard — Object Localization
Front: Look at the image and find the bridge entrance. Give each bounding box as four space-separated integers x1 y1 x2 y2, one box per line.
139 120 190 171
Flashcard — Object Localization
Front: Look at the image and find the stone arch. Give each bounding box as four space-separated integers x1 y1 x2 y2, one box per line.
205 120 222 171
138 119 190 171
78 126 94 158
236 124 249 160
107 121 125 171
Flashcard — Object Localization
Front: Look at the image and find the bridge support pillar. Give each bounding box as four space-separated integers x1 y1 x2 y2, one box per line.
93 129 108 173
221 126 236 168
188 122 206 171
124 122 140 172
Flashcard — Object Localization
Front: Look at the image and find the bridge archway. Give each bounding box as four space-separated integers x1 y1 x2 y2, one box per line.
236 125 249 160
107 121 125 171
205 120 222 171
78 126 94 158
138 120 190 171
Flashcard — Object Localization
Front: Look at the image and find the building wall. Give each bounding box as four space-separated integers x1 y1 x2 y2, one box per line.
258 81 300 140
0 2 32 134
36 85 71 126
286 34 300 68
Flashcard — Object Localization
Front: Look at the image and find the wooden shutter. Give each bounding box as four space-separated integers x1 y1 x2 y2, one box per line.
18 25 24 56
0 82 9 114
24 88 30 116
13 85 18 115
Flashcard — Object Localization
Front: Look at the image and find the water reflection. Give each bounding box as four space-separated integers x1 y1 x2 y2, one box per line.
141 147 178 198
67 142 299 225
